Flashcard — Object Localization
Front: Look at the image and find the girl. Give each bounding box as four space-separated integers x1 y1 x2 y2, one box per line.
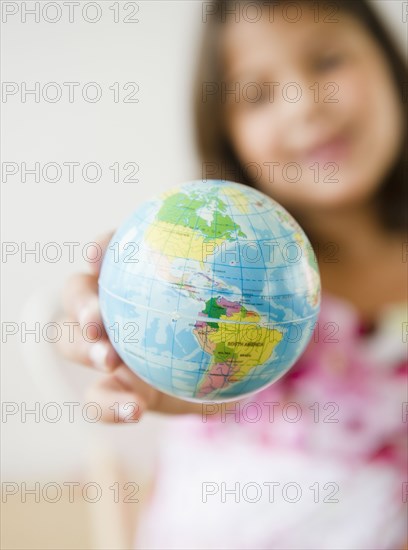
59 0 407 547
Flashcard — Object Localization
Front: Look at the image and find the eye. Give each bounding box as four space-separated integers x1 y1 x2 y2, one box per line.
314 53 344 72
245 86 271 108
248 92 267 106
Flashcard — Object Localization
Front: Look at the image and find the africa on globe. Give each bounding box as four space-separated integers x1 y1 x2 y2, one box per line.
99 180 320 402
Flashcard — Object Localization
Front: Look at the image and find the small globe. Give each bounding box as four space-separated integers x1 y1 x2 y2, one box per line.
99 180 320 402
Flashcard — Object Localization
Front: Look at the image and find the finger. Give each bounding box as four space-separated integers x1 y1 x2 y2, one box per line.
56 315 121 372
86 366 150 422
62 272 103 338
87 364 203 423
88 231 115 276
60 273 122 370
62 231 114 319
105 366 241 417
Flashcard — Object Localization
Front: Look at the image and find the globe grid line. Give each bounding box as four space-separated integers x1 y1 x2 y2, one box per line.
177 191 209 397
122 343 296 403
125 207 308 245
231 190 281 396
136 192 203 397
99 284 317 324
258 203 299 384
194 184 221 397
105 227 312 279
159 190 216 397
216 186 273 396
124 345 294 373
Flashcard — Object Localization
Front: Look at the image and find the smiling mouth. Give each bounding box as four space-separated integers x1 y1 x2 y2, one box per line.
303 133 351 164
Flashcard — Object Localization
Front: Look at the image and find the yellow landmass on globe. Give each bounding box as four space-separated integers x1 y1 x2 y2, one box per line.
221 187 250 214
207 310 283 381
145 221 224 265
193 325 217 355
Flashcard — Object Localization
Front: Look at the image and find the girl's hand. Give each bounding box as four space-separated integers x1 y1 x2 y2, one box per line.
57 232 203 422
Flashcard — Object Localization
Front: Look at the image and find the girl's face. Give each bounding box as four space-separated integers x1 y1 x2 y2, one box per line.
222 6 404 211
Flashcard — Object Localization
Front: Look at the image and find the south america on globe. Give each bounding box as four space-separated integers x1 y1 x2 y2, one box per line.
99 180 321 402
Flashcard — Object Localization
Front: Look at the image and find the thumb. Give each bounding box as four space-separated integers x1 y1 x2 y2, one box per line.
85 364 157 423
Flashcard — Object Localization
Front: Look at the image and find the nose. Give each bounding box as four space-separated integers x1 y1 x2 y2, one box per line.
264 73 330 153
271 75 326 142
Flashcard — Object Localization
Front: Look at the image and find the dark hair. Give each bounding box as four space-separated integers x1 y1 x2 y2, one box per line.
193 0 407 232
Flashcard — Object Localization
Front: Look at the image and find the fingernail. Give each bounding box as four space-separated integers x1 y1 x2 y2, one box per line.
118 401 142 422
78 296 100 328
106 347 121 369
89 341 110 372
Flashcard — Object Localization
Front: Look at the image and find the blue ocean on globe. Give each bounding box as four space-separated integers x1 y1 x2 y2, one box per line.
99 180 321 402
